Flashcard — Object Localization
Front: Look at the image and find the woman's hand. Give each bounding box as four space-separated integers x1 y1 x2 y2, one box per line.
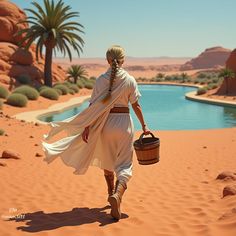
142 124 151 135
82 127 89 143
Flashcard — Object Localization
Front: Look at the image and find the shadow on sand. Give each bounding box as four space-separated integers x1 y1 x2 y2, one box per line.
8 205 129 232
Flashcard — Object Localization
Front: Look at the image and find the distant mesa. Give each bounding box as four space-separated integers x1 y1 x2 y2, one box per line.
0 1 66 88
180 46 231 71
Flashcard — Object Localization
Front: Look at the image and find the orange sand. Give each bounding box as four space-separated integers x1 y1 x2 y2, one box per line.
1 90 236 236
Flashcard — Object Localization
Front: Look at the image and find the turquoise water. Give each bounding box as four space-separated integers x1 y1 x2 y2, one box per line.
39 85 236 130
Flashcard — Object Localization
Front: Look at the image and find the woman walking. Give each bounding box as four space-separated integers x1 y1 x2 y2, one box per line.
42 45 150 221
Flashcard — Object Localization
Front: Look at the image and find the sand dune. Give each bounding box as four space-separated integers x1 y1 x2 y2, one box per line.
1 91 236 236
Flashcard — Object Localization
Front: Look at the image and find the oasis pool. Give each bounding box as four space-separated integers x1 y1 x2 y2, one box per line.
39 85 236 130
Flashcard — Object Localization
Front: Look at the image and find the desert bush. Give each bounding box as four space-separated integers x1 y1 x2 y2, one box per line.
164 75 172 81
212 77 220 83
53 84 69 95
156 73 165 79
38 85 51 92
68 84 79 93
155 77 164 82
6 93 28 107
54 88 62 95
63 81 72 88
0 86 9 99
84 82 94 89
80 77 89 85
77 80 84 88
69 89 75 95
197 73 207 79
0 128 4 135
200 80 207 85
197 87 207 95
39 88 59 100
207 83 218 90
90 76 96 81
16 74 31 84
13 85 39 100
0 100 3 110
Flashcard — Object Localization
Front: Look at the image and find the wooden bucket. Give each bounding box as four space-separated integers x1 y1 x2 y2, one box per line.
133 132 160 165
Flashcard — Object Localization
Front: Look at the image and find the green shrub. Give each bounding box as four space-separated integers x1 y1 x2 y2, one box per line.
0 128 4 136
197 87 207 95
38 85 51 92
212 78 219 83
211 83 218 89
0 99 3 110
16 74 31 84
63 81 72 88
200 80 207 85
84 82 94 89
54 88 62 95
206 84 213 90
197 73 207 79
77 80 84 88
207 83 218 90
6 93 28 107
69 89 75 95
68 84 79 93
155 78 164 82
40 88 59 100
0 86 9 99
53 84 69 95
80 77 88 84
13 85 39 100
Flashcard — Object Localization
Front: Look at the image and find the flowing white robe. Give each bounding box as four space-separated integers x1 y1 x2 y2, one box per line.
41 68 141 178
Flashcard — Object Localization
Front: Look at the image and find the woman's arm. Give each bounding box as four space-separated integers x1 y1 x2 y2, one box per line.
131 101 151 134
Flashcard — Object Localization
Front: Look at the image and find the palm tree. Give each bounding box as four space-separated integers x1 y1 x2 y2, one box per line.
17 0 85 87
67 65 88 84
219 68 235 94
180 72 188 83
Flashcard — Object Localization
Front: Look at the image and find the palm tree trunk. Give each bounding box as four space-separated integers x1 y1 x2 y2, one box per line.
44 46 53 87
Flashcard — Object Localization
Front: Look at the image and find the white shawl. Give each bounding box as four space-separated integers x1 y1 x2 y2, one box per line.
42 68 132 175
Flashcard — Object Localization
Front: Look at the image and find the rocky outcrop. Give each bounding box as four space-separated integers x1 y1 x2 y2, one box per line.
226 49 236 73
180 47 231 71
216 171 236 181
223 185 236 198
217 49 236 95
1 149 20 159
0 1 66 89
0 1 28 45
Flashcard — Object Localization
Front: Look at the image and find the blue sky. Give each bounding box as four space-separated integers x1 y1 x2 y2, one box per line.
11 0 236 58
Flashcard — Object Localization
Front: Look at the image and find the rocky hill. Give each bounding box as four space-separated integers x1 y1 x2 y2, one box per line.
180 47 231 71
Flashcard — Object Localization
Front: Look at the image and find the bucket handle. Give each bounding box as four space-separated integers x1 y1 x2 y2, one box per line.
139 132 156 145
